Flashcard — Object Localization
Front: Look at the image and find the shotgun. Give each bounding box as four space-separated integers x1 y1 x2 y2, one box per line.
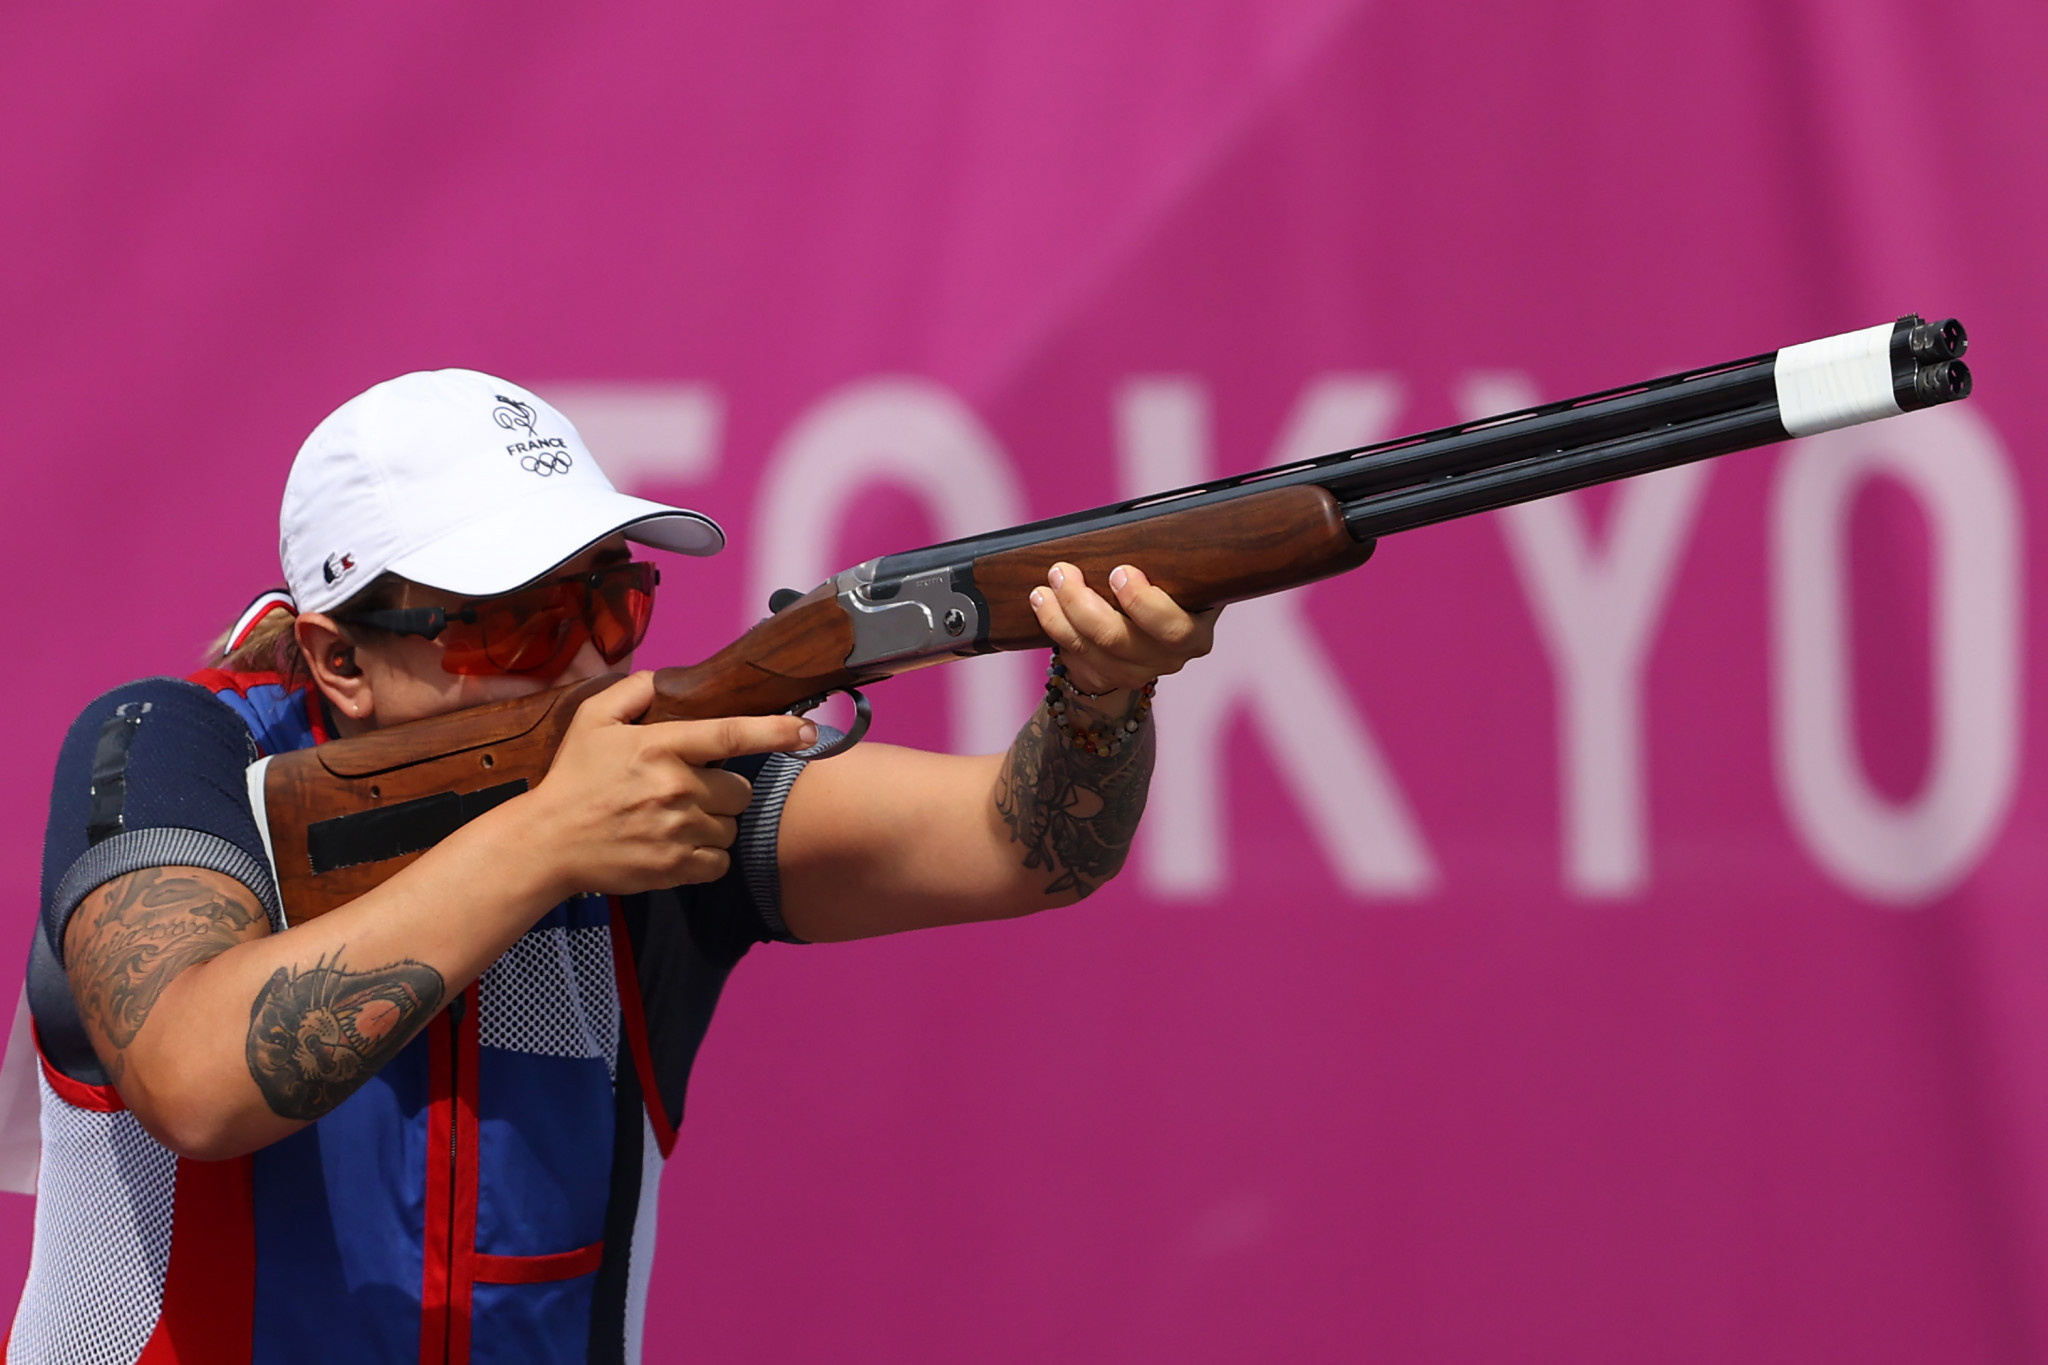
251 315 1973 925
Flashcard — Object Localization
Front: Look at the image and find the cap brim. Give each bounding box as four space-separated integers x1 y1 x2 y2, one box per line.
387 486 724 597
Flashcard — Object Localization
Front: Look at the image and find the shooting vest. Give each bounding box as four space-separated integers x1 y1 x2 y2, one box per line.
12 669 798 1365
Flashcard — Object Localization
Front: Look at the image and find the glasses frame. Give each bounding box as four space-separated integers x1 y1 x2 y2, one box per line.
336 560 661 676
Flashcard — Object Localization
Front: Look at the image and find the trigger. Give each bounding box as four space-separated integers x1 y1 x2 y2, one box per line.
786 688 872 760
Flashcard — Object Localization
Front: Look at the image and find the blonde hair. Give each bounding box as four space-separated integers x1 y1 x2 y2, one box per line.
206 574 406 679
207 605 304 677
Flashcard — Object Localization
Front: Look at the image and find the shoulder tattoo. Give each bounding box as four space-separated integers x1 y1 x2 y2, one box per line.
68 867 263 1075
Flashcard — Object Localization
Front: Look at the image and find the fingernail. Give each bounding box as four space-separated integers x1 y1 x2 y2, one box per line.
1109 566 1129 593
798 722 818 746
1048 564 1067 589
1030 587 1046 608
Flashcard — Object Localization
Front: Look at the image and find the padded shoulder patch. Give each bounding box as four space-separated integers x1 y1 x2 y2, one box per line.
32 679 281 1081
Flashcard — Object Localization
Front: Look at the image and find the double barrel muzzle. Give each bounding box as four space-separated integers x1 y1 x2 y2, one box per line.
1894 314 1972 408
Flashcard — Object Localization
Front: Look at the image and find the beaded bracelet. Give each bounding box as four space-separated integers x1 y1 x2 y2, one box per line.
1045 657 1156 757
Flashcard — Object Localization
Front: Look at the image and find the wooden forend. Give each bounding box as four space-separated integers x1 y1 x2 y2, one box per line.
974 484 1373 648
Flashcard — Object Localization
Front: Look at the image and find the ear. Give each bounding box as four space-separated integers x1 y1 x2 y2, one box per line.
294 613 375 726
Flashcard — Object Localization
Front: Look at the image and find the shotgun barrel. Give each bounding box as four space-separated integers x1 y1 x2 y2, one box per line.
835 315 1969 671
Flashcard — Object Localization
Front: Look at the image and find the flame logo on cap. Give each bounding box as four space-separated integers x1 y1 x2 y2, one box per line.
493 394 574 477
493 395 539 439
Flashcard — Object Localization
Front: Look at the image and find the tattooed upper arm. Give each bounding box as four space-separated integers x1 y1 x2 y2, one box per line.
63 865 270 1082
60 865 446 1128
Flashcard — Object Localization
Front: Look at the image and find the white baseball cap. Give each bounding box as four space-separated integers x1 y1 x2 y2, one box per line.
280 369 724 615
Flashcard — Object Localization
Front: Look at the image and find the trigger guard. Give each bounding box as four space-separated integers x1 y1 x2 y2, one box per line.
787 687 872 760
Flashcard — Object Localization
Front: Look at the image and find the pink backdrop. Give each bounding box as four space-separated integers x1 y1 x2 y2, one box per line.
2 2 2045 1359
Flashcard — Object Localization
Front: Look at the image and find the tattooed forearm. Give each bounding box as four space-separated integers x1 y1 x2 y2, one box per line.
992 694 1157 897
69 867 262 1064
245 952 444 1121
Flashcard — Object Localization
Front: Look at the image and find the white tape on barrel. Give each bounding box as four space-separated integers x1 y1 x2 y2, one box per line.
1773 322 1901 437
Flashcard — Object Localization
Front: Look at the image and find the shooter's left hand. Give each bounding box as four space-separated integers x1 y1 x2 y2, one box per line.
1027 561 1219 696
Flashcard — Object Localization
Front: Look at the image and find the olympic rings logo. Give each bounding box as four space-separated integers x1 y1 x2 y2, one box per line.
520 449 575 477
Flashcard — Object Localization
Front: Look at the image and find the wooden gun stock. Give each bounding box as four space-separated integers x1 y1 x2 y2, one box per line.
259 678 604 924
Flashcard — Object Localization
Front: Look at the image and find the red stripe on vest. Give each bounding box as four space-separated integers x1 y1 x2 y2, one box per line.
608 897 678 1158
137 1156 256 1363
34 1027 123 1112
472 1240 605 1285
419 1009 456 1365
448 984 481 1365
186 669 331 745
418 985 484 1365
307 685 332 744
187 667 290 694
